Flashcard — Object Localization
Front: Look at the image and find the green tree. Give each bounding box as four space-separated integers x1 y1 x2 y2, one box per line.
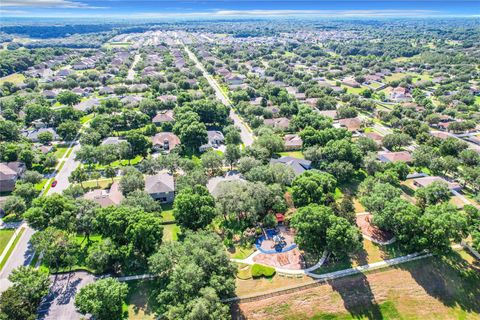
291 170 337 207
122 190 162 213
201 149 224 175
57 120 80 141
74 278 128 320
291 204 361 257
174 185 216 230
30 227 79 271
0 266 50 320
126 131 152 157
37 131 54 145
224 144 241 169
57 91 80 106
415 181 451 208
119 167 145 196
148 231 235 319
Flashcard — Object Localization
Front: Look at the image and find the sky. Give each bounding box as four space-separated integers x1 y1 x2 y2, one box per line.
0 0 479 19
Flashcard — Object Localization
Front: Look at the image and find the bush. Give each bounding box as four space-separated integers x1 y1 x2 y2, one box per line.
251 264 276 278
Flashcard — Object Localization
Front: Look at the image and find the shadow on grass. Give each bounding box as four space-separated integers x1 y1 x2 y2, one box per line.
396 250 480 314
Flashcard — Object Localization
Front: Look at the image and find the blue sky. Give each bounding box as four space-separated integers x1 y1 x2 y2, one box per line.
1 1 479 18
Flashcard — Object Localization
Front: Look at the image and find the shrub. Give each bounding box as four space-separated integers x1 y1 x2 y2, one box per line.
251 264 276 278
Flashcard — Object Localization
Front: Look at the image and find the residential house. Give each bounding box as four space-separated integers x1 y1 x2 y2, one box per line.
152 110 175 125
284 134 303 151
270 156 312 176
145 173 175 203
22 128 60 142
207 171 246 197
377 151 413 163
101 137 127 145
264 117 290 130
0 162 26 192
413 176 461 191
338 117 362 132
151 132 181 152
83 181 123 207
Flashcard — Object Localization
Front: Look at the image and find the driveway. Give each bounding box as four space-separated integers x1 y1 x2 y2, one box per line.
37 271 96 320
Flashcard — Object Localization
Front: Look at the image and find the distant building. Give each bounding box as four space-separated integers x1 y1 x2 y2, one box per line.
200 131 225 152
377 151 413 163
264 117 290 130
101 137 127 146
207 171 246 197
284 134 303 151
22 128 60 143
152 110 175 125
413 176 461 191
338 117 362 132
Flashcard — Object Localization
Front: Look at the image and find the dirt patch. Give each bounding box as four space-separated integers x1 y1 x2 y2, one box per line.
253 248 304 270
356 214 393 243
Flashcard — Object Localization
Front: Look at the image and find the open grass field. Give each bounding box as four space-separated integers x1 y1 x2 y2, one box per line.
0 229 15 256
234 250 480 320
0 73 25 85
229 245 255 260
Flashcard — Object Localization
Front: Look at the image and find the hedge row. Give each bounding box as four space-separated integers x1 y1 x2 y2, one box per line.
251 264 276 278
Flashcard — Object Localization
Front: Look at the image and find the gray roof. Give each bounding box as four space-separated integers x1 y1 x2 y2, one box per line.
270 156 312 176
145 173 175 194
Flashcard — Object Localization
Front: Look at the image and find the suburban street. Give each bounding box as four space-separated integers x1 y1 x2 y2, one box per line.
183 45 255 147
47 143 81 195
0 225 35 293
126 53 140 81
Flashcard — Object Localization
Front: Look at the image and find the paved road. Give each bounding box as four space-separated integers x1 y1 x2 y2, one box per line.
47 143 81 195
37 271 96 320
183 45 254 147
0 225 35 293
127 53 140 81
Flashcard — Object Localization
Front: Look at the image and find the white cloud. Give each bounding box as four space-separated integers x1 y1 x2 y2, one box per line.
0 0 103 9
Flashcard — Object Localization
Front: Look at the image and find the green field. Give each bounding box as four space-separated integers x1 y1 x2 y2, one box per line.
0 73 25 85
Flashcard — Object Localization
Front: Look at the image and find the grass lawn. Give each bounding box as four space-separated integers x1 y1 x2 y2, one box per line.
0 227 25 271
34 179 48 192
54 147 68 159
94 155 143 170
0 73 25 85
311 239 407 275
160 204 175 222
278 151 304 159
81 178 115 189
228 245 255 260
80 113 95 124
162 224 180 242
236 250 480 319
124 280 156 320
0 229 15 256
